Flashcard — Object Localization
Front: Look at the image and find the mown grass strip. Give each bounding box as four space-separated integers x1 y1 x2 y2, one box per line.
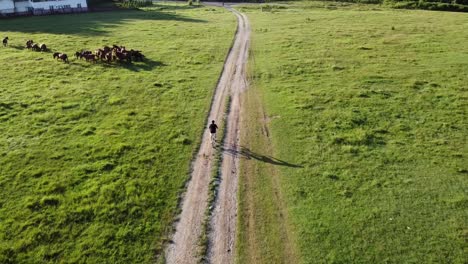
236 82 301 264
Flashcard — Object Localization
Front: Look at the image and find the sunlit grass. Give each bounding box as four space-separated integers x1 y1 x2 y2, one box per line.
0 4 235 263
240 2 467 263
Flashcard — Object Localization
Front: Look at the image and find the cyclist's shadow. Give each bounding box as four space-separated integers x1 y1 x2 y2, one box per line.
219 144 303 168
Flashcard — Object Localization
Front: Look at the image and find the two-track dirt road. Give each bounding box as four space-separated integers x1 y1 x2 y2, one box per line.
207 8 250 264
164 6 250 264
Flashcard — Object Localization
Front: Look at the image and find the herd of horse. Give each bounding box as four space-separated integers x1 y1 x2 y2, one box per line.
1 36 145 65
73 45 145 64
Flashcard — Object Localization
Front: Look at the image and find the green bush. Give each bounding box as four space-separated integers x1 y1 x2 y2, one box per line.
297 0 468 11
118 0 153 8
389 0 468 11
87 0 115 7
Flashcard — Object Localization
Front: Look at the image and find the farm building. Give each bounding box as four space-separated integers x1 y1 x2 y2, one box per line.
0 0 88 16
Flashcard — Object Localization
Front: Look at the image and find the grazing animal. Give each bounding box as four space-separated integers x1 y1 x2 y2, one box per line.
26 40 34 49
83 53 97 63
31 43 40 51
39 43 47 52
53 52 68 63
77 50 92 60
98 52 107 61
71 44 143 65
95 49 106 60
114 50 131 63
2 37 8 47
59 53 69 63
105 52 113 63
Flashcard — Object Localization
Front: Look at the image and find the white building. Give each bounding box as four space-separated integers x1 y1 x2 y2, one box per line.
0 0 88 16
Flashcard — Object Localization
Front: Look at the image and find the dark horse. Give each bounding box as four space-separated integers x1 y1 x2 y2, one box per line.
113 50 131 63
26 40 34 49
105 52 113 63
83 53 97 63
39 43 47 52
2 37 8 47
75 50 92 60
53 52 69 63
31 43 40 51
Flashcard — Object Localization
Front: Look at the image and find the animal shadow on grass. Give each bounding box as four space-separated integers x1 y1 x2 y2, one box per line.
68 58 166 71
122 58 166 72
8 44 25 50
220 144 303 168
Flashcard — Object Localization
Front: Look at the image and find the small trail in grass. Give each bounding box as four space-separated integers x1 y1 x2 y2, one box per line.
164 5 250 264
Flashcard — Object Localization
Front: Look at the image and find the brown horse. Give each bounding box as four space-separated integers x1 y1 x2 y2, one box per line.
114 50 131 63
83 53 97 63
53 52 69 63
2 37 8 47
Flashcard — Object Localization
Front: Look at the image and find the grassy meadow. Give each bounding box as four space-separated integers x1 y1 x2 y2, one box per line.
0 4 235 263
238 2 467 263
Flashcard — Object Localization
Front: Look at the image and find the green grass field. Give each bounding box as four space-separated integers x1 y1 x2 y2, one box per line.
0 4 235 263
239 2 467 263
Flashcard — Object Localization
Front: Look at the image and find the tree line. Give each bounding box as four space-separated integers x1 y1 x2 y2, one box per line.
87 0 468 12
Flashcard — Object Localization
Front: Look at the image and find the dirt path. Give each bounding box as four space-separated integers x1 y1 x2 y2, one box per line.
207 8 250 264
164 6 250 264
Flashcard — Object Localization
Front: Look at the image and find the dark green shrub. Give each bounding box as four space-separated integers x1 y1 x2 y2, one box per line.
305 0 468 11
386 0 468 11
118 0 153 8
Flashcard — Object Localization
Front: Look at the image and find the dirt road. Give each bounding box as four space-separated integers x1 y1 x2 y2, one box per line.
164 6 250 264
207 8 250 264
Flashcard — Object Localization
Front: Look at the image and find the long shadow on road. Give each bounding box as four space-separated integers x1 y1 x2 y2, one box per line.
219 144 303 168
